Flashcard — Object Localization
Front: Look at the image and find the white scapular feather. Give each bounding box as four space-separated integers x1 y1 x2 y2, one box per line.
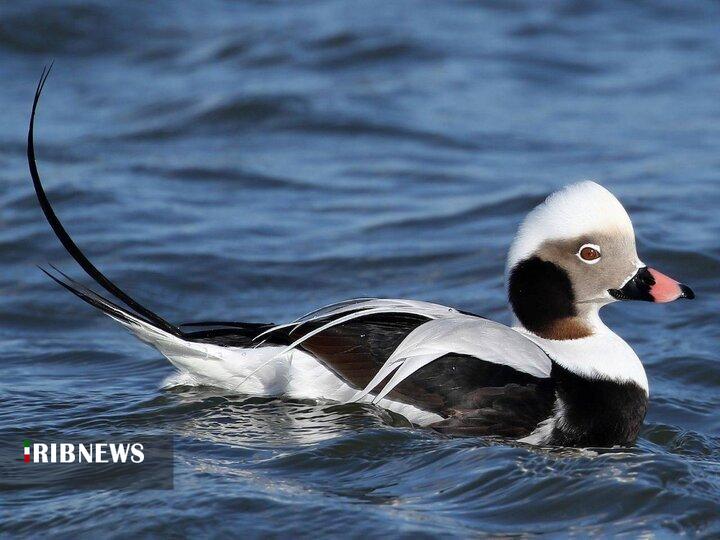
241 300 461 387
370 354 440 403
350 316 553 403
293 297 379 322
252 298 456 342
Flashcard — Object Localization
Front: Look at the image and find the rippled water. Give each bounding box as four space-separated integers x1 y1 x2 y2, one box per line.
2 1 719 536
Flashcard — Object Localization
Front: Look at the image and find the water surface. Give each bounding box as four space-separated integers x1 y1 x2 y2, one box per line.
1 1 719 536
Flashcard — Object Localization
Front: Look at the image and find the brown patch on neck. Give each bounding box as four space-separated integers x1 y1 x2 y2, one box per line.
534 317 593 340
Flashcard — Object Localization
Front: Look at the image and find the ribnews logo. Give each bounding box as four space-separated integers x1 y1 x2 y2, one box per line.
2 435 174 490
23 439 145 464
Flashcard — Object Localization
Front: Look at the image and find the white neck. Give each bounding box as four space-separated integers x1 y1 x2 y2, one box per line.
512 312 649 394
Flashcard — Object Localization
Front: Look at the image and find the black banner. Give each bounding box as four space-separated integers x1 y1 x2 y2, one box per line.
0 435 174 490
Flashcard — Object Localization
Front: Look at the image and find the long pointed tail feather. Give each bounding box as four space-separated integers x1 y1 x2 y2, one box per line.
28 66 181 337
40 264 156 329
38 265 229 382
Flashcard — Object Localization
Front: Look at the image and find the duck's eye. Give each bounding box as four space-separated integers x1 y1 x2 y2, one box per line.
577 244 601 264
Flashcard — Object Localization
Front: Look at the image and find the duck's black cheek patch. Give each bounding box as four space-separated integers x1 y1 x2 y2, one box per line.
508 256 576 333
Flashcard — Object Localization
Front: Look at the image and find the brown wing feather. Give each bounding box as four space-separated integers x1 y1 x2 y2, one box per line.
297 314 552 418
298 313 446 409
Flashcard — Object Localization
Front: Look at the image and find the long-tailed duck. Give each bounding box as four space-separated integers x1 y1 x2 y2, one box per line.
28 68 694 447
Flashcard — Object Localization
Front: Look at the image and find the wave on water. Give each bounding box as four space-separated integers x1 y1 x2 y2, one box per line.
2 0 719 536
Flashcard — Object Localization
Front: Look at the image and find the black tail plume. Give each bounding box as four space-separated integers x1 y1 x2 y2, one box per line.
28 66 181 337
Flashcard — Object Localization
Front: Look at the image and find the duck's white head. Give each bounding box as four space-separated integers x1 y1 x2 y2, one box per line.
506 181 694 340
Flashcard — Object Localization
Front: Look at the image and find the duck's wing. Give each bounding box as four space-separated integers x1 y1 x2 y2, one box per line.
287 308 556 436
255 305 554 415
185 300 553 419
350 316 552 402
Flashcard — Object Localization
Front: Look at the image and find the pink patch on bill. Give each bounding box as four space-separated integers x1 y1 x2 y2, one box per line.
647 268 683 303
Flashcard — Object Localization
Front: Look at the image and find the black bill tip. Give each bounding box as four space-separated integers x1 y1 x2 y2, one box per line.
679 284 695 300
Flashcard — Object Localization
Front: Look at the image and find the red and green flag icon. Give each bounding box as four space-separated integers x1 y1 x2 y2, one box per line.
24 439 30 463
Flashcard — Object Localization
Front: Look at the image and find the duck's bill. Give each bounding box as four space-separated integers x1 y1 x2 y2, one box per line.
609 267 695 303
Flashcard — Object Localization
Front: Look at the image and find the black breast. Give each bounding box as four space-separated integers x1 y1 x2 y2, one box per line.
550 363 648 447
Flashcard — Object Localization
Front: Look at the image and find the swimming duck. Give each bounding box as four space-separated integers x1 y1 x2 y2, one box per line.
28 70 694 447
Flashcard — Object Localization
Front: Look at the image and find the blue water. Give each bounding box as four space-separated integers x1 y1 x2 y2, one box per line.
1 1 719 536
